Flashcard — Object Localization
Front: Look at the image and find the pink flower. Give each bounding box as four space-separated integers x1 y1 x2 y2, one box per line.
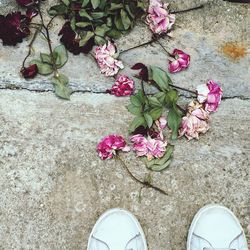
97 134 130 160
196 80 223 112
95 41 124 77
168 49 190 73
179 102 210 140
152 116 167 140
146 0 175 34
108 75 135 97
131 134 167 160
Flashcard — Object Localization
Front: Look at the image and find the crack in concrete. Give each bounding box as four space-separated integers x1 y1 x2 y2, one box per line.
0 86 249 100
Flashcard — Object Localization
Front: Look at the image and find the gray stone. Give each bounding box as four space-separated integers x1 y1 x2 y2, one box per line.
0 0 249 98
0 90 249 249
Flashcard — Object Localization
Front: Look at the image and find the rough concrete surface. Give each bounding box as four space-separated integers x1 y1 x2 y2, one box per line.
0 91 250 250
0 0 250 249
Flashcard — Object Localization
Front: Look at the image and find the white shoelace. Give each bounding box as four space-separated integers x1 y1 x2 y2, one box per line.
91 233 142 250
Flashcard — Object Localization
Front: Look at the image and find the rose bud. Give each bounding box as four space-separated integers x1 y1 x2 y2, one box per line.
21 64 38 79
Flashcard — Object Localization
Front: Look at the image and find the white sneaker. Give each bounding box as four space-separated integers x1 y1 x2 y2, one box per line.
187 204 249 250
87 208 148 250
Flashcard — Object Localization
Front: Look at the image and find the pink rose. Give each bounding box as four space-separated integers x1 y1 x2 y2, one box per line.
196 80 223 112
146 0 175 34
179 103 210 141
131 134 167 160
168 49 190 73
97 134 130 160
108 75 135 97
152 116 167 140
95 41 124 77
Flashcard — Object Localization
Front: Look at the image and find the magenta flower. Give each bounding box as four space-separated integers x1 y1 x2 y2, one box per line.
131 134 167 161
0 12 31 46
196 80 223 112
108 75 134 97
95 41 124 77
97 134 130 160
21 64 38 79
146 0 175 34
179 101 210 141
168 49 190 73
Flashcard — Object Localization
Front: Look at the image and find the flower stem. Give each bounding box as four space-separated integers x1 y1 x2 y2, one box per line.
116 155 168 196
22 27 41 69
120 39 155 54
156 40 172 57
37 6 59 77
169 84 197 95
171 4 204 14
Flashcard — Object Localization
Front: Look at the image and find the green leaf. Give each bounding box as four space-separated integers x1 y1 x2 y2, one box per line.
79 9 93 20
48 4 67 15
148 96 162 107
79 31 94 47
91 12 105 19
144 113 153 128
149 107 163 120
125 4 135 18
94 36 106 45
114 15 124 30
154 92 166 104
127 104 142 116
120 9 131 30
129 116 146 133
130 95 142 107
61 0 70 6
165 89 179 108
76 22 91 28
53 45 68 68
95 24 110 37
150 159 172 172
40 53 52 64
150 66 172 92
82 0 89 7
155 145 174 166
30 59 53 75
51 74 71 100
168 105 182 140
91 0 100 9
107 29 122 39
110 3 123 10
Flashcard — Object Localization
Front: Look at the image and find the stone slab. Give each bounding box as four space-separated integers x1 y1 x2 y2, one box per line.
0 90 249 249
0 0 249 98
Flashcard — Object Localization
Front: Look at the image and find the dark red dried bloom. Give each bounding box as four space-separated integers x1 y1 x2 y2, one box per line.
59 22 94 55
132 126 149 136
131 63 149 82
16 0 39 7
26 8 38 20
0 12 31 46
21 64 38 79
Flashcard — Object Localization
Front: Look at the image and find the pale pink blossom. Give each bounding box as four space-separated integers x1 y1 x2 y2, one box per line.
108 75 135 97
131 134 167 160
179 102 210 140
196 80 223 112
146 0 175 34
95 41 124 77
153 116 167 140
97 134 130 160
168 49 190 73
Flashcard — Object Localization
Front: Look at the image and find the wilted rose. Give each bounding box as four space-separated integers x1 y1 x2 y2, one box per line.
168 49 190 73
97 134 130 160
196 80 223 112
146 0 175 34
108 75 134 97
95 41 124 77
21 64 38 79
